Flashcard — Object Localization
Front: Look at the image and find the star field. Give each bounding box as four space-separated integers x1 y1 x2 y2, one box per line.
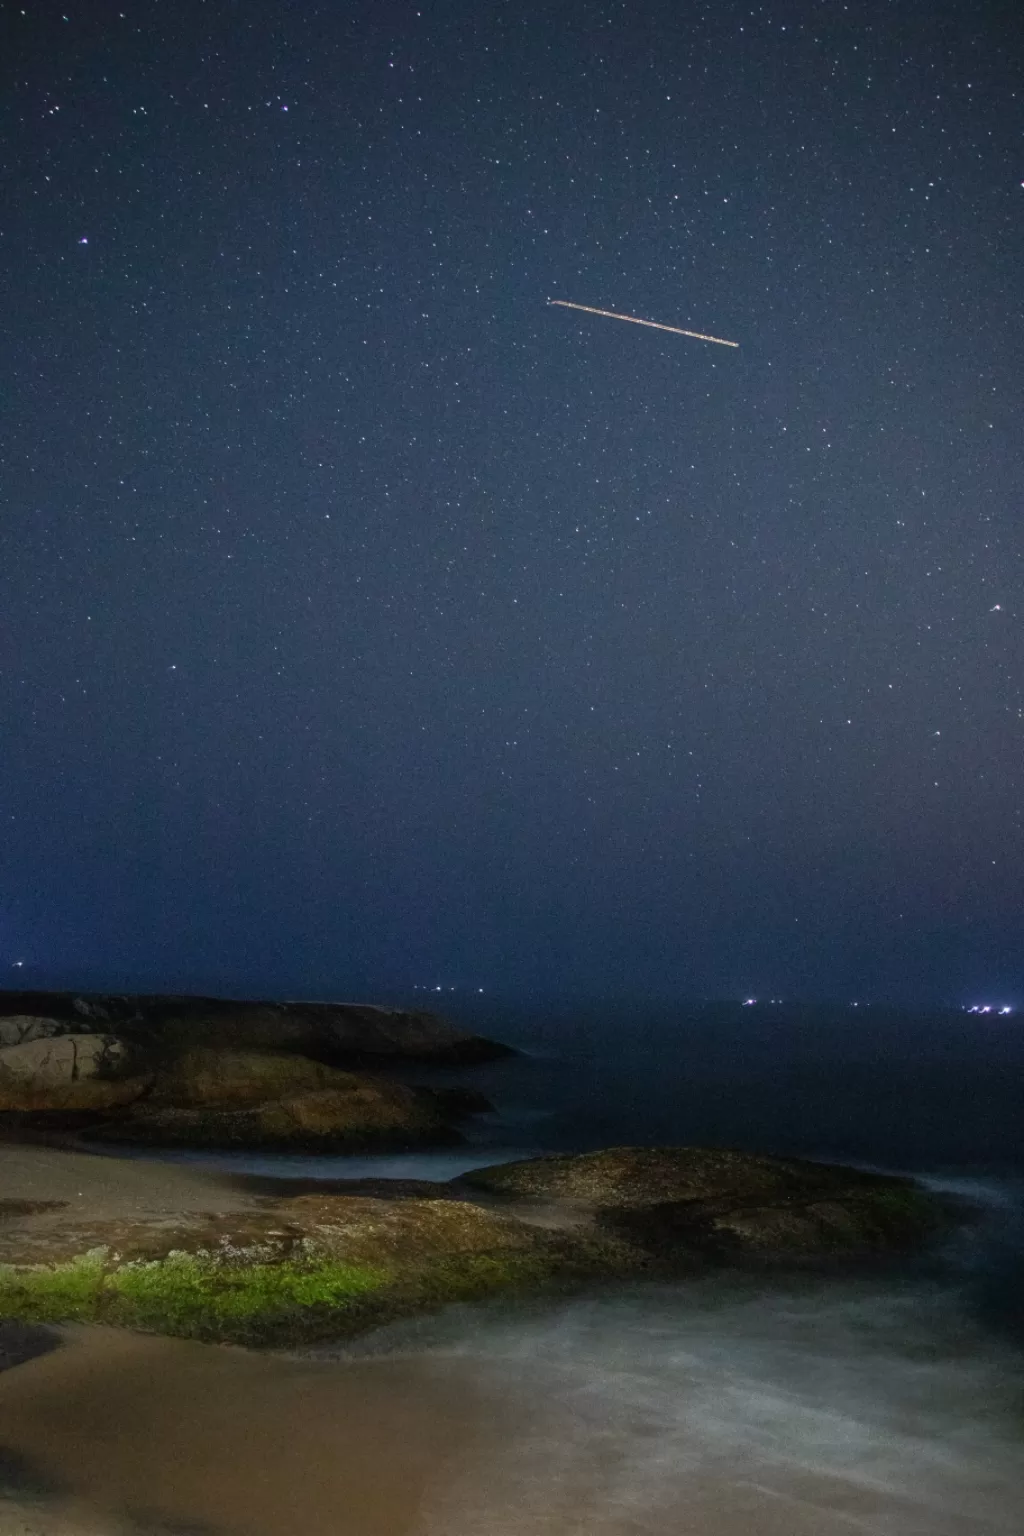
1 0 1021 1002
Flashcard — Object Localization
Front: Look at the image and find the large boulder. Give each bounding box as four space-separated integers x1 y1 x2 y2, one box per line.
462 1146 946 1263
0 1035 150 1112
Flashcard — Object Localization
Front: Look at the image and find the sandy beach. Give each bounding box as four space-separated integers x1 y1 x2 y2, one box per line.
0 1139 273 1288
0 1142 263 1227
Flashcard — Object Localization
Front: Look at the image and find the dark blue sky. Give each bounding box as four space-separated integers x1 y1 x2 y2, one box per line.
2 0 1021 1004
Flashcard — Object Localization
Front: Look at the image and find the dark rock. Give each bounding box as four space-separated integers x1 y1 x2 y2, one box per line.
0 992 513 1066
413 1084 495 1118
0 996 509 1151
0 1200 68 1221
462 1146 947 1264
0 1322 63 1375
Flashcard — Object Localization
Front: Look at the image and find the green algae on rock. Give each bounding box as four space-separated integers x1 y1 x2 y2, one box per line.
0 1149 952 1349
0 1195 630 1347
0 1249 389 1346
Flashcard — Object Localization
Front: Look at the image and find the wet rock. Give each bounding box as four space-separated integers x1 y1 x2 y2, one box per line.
0 1035 151 1113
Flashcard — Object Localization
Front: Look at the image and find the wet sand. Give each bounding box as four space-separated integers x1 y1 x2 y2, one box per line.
0 1325 509 1536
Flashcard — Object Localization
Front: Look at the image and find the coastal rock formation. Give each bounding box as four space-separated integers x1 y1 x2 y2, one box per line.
0 992 512 1066
0 1035 151 1113
0 1147 951 1349
0 1192 629 1348
0 993 506 1149
461 1146 944 1261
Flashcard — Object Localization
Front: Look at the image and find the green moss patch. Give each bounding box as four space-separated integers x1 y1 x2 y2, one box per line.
0 1249 389 1346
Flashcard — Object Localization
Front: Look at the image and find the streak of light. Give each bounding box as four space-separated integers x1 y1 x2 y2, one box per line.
548 298 739 348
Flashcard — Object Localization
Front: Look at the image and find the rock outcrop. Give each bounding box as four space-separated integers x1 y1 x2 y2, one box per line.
0 992 511 1066
0 994 507 1150
0 1035 151 1113
0 1146 952 1349
0 1192 627 1348
461 1146 945 1262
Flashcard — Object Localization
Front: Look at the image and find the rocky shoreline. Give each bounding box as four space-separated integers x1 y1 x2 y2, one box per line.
0 992 956 1354
0 1145 952 1351
0 992 508 1151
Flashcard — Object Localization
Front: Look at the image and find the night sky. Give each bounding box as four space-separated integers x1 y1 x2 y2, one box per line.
2 1 1021 1005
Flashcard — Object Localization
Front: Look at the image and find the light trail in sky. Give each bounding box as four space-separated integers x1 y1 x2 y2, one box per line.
548 298 739 348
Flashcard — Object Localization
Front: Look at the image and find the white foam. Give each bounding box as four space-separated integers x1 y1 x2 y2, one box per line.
398 1277 1024 1535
